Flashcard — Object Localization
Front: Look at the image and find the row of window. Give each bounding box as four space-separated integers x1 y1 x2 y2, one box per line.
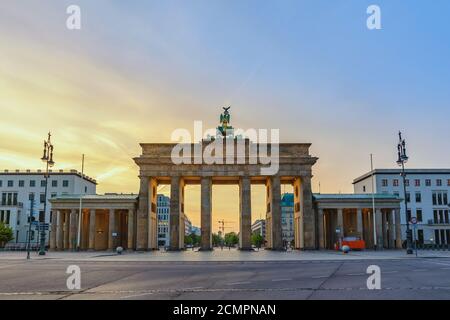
0 179 70 188
381 178 450 188
393 191 448 206
406 209 449 224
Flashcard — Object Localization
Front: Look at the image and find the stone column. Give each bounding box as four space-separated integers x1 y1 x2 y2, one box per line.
200 177 213 250
239 176 252 250
69 209 77 250
127 209 134 250
356 208 363 240
88 209 96 251
375 209 383 250
136 176 149 251
337 209 344 239
267 176 282 250
56 210 64 250
382 211 388 248
63 211 70 250
108 209 115 250
170 176 183 250
49 211 57 250
394 209 402 249
388 210 395 249
300 176 315 249
293 178 302 249
148 178 158 250
318 208 325 249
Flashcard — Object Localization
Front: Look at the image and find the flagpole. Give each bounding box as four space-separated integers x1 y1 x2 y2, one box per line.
76 154 85 250
371 154 377 250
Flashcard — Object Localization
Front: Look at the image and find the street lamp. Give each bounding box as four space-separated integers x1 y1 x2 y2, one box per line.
39 132 55 256
396 131 413 254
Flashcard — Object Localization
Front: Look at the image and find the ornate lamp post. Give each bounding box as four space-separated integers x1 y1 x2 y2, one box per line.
396 131 413 254
39 132 55 256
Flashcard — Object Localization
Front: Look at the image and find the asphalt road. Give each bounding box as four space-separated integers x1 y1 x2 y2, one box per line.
1 258 450 300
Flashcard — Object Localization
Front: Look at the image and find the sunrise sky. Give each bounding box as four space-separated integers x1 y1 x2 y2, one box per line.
1 1 449 232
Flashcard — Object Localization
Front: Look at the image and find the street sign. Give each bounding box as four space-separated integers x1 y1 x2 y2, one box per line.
411 217 417 225
335 227 341 233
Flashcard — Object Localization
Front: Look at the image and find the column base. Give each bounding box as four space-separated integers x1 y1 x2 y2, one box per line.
198 247 213 251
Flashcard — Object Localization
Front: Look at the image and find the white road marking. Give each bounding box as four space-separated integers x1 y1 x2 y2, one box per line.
227 281 251 286
382 271 398 274
120 292 153 299
346 273 365 276
271 278 292 282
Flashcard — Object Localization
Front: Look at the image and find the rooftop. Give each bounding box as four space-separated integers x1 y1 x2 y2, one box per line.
1 169 97 184
313 193 400 200
353 168 450 184
51 193 137 201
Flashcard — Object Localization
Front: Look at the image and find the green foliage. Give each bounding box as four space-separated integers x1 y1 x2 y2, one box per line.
212 233 223 246
251 232 264 248
0 222 14 247
224 232 239 247
185 232 201 247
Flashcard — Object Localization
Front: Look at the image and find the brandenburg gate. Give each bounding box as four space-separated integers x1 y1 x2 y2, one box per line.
134 139 318 251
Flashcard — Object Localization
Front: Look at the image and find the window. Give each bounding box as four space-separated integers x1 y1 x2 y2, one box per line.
416 209 422 222
435 230 440 244
406 192 411 203
41 180 46 187
40 193 45 203
19 180 25 187
415 179 420 187
445 210 449 224
437 179 442 186
52 180 57 187
30 180 35 187
63 180 69 187
0 180 2 187
29 193 34 201
382 179 388 187
415 192 421 203
393 179 399 187
407 210 412 222
447 179 450 187
363 186 366 192
434 210 438 224
51 193 57 198
393 192 399 198
426 179 431 186
432 191 448 206
7 180 13 187
405 179 410 187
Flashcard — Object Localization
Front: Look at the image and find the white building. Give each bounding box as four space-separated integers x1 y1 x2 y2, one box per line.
0 169 96 245
353 169 450 245
156 194 170 247
281 193 294 245
251 219 266 240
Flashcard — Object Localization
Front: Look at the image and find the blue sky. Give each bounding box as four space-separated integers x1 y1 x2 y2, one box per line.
1 0 449 229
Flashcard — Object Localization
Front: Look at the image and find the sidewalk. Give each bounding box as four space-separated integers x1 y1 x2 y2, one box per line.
1 248 450 262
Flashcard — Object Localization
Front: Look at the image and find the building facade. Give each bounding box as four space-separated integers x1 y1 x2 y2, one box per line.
353 169 450 245
251 219 266 240
281 193 294 245
0 169 96 245
156 194 170 247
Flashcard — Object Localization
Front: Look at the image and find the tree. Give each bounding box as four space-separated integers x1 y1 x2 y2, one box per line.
224 232 239 247
184 234 193 246
212 233 223 247
251 232 264 249
0 222 14 248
